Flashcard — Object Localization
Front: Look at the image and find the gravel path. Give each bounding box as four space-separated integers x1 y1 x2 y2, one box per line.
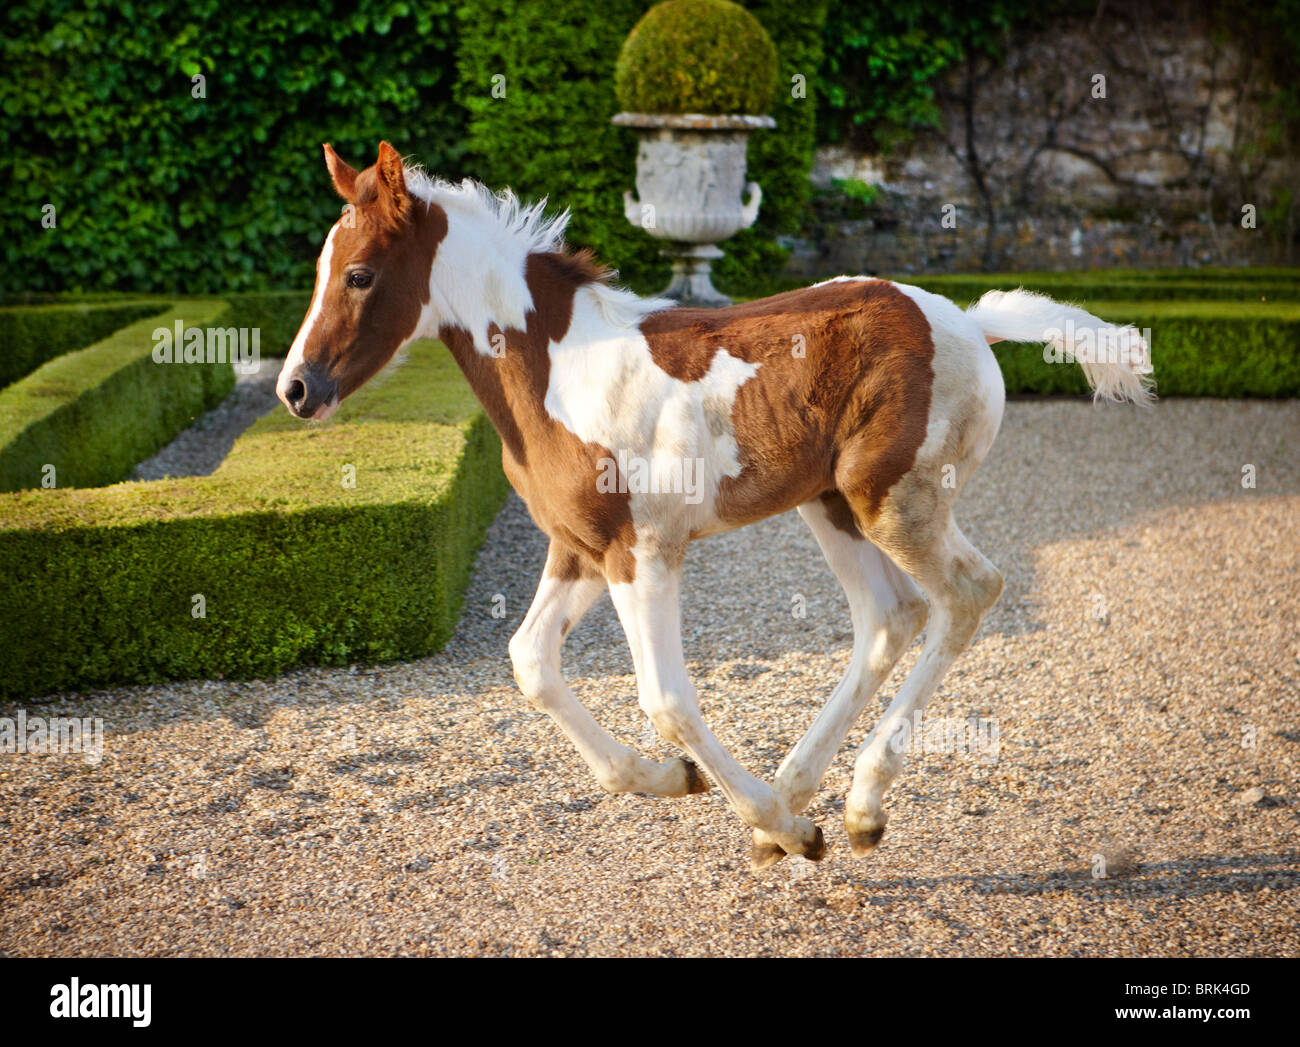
3 399 1298 957
131 361 280 481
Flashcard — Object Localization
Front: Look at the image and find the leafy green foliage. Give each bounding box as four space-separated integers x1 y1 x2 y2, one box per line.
615 0 778 115
1 0 466 295
832 177 879 207
2 0 827 299
815 0 1045 151
0 339 508 698
713 0 829 297
456 2 826 297
455 0 668 291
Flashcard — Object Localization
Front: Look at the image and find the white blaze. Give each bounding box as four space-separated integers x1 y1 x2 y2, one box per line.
278 221 342 400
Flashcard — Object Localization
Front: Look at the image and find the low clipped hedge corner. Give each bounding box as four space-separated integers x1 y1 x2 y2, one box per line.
0 342 509 699
0 300 234 492
0 300 171 387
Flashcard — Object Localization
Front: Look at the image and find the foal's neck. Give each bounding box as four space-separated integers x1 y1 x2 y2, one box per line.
432 244 609 461
412 181 669 458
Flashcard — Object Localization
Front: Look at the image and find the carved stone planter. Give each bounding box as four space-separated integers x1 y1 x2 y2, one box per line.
613 112 776 307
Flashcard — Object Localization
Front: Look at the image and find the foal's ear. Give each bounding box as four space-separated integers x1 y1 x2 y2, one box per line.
375 140 413 226
322 143 359 203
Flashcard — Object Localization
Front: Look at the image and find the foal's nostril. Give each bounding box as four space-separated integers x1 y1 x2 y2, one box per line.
286 379 306 407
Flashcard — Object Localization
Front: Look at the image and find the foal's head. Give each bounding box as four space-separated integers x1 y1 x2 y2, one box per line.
276 141 444 420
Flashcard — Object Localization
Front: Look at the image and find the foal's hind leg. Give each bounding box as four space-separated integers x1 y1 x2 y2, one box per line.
510 540 708 798
844 504 1003 855
607 547 826 860
751 493 927 870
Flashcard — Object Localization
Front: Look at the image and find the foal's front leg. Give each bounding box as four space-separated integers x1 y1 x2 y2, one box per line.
510 542 708 798
607 549 826 861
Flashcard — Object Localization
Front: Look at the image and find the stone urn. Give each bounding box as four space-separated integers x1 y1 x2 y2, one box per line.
614 112 775 307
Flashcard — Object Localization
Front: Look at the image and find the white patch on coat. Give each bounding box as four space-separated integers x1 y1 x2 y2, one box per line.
546 288 759 543
890 281 1006 470
810 275 878 288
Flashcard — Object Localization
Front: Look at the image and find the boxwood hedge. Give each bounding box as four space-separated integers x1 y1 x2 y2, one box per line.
0 300 234 492
0 340 508 699
0 301 170 387
900 271 1299 303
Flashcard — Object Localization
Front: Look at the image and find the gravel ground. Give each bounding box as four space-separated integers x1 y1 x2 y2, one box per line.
3 399 1298 957
130 360 280 481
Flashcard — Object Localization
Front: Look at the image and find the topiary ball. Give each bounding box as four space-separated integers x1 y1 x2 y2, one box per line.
615 0 778 116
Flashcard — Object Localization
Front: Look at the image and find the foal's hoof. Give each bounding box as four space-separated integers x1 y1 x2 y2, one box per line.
847 825 886 858
749 822 827 872
750 839 787 872
679 758 710 795
803 824 828 862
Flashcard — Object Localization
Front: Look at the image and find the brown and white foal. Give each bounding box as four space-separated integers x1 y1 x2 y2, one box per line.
278 142 1154 869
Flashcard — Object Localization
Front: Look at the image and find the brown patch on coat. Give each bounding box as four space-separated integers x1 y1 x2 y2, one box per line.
546 543 604 583
818 491 864 540
439 252 638 583
298 142 446 398
639 280 935 532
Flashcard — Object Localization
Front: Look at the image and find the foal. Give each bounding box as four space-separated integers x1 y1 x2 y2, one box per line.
277 142 1154 869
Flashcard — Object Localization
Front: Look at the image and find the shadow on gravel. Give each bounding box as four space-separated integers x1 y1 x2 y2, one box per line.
854 851 1300 899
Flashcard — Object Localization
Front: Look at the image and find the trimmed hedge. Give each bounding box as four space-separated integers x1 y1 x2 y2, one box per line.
0 301 170 388
615 0 779 115
0 341 509 699
900 270 1300 303
1069 267 1300 282
217 291 313 356
0 290 314 351
0 301 235 492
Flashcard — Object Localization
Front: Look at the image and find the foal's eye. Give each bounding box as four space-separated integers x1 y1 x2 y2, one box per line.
346 270 373 289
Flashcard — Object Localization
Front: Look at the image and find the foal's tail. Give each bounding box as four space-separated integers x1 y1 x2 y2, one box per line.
966 288 1155 405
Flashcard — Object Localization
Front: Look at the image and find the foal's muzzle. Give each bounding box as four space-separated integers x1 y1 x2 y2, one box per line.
277 363 339 420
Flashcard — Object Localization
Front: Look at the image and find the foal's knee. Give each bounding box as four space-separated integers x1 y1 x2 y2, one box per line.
940 555 1002 650
892 588 930 644
508 629 550 706
640 695 693 748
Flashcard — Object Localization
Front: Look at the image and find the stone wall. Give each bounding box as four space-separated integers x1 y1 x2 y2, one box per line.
782 4 1297 277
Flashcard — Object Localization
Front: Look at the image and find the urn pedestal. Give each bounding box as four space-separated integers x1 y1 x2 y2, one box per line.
613 112 776 307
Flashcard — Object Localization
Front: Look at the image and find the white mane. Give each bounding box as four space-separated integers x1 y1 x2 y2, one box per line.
403 165 673 352
405 166 572 256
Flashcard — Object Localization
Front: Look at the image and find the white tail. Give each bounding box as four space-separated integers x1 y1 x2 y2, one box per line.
966 288 1155 405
